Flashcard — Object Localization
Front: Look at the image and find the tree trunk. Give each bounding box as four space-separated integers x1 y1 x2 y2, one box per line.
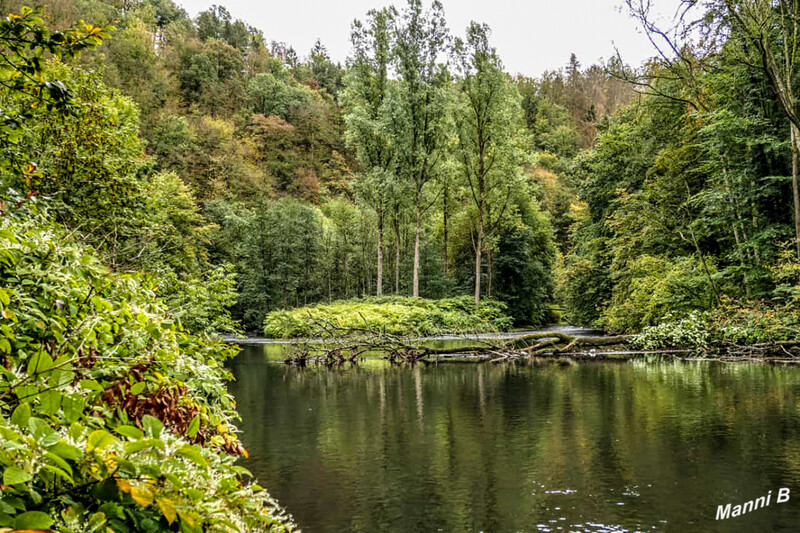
377 212 384 296
394 212 401 294
474 225 482 307
487 247 493 299
721 164 750 296
443 185 449 278
413 202 421 298
792 123 800 257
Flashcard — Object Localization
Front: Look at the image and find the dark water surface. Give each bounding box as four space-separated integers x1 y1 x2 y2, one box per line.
229 345 800 532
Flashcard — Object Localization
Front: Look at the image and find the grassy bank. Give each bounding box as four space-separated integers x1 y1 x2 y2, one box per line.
263 296 513 338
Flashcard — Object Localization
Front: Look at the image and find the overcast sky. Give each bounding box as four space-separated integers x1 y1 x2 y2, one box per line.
178 0 683 77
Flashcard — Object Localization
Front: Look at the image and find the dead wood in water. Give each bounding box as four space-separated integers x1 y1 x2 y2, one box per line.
278 318 800 366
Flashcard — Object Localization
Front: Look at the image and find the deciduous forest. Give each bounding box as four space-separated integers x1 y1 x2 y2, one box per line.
4 0 800 531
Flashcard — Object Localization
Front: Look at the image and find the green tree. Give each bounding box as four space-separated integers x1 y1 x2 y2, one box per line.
344 7 396 295
452 22 527 306
391 0 451 298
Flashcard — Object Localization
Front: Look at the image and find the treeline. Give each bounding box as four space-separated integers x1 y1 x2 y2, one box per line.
561 0 800 336
0 0 634 330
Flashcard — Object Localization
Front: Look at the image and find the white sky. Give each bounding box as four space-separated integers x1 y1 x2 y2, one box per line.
178 0 683 76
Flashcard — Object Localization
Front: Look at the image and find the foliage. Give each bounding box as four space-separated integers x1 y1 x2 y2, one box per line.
263 296 512 338
0 215 293 531
452 22 529 306
156 264 241 337
0 62 147 267
631 311 712 350
633 300 800 350
0 6 112 113
602 255 718 333
492 196 556 325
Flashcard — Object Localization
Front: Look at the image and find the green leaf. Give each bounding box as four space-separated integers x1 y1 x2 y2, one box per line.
124 438 164 454
130 381 145 395
186 415 200 439
80 379 104 392
41 464 74 485
14 510 53 529
44 451 73 475
3 466 32 485
146 325 162 340
50 441 81 461
10 403 31 427
86 429 115 452
177 445 206 467
26 351 53 376
37 389 62 416
115 425 144 440
87 511 106 532
62 394 84 423
141 415 163 439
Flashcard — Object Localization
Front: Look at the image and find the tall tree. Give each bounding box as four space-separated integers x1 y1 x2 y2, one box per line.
391 0 451 297
722 0 800 257
628 0 800 256
453 22 526 306
344 7 395 295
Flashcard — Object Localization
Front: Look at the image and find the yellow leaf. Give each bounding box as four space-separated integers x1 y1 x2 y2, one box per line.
116 479 132 494
130 482 155 507
178 512 195 527
157 497 177 525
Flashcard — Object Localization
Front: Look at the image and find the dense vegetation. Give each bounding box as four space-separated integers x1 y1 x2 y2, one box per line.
5 0 800 529
559 1 800 337
0 0 636 332
263 296 512 338
0 214 293 531
0 6 293 532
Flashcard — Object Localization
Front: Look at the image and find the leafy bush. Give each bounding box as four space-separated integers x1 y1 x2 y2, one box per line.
707 298 800 345
632 299 800 350
0 216 293 532
603 255 717 333
263 296 512 338
155 264 241 337
631 311 711 350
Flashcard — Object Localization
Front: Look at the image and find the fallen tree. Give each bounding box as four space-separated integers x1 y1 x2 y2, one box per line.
280 320 800 366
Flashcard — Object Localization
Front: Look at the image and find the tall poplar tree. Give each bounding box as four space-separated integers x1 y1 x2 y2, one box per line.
453 23 527 306
391 0 451 297
343 7 396 295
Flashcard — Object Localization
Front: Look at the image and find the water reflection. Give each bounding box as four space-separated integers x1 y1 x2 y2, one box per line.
229 347 800 532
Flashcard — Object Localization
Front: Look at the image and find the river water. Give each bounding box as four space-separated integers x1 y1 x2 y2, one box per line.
229 344 800 532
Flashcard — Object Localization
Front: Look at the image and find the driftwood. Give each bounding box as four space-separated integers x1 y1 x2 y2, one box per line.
278 317 800 367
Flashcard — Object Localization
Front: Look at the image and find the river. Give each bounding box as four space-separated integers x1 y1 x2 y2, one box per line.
228 343 800 532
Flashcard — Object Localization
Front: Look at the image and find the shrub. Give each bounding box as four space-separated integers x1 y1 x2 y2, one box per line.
263 296 512 338
632 299 800 350
0 216 293 532
631 311 711 350
603 255 717 333
707 298 800 345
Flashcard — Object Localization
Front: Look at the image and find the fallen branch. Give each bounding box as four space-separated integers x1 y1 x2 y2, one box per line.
276 319 800 366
